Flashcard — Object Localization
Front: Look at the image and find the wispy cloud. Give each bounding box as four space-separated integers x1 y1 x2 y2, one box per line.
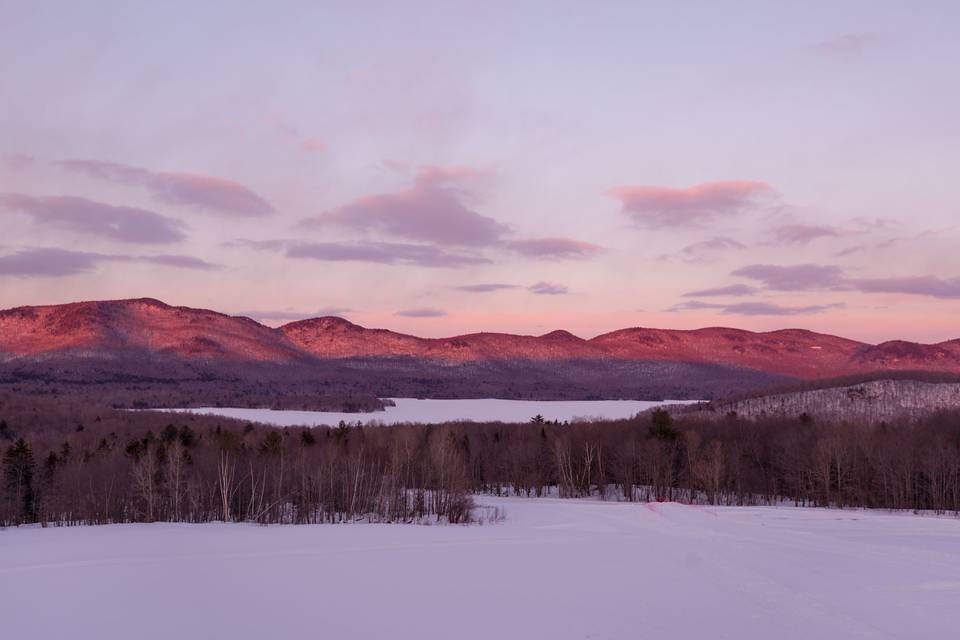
723 263 960 300
608 181 774 228
455 283 519 293
506 237 603 260
60 159 274 216
852 276 960 300
682 284 758 298
3 153 35 171
769 223 841 245
231 238 488 268
0 248 218 277
301 165 507 246
528 281 568 295
670 300 845 316
0 194 186 244
678 236 746 263
394 307 447 318
811 33 889 57
732 264 847 291
285 241 489 268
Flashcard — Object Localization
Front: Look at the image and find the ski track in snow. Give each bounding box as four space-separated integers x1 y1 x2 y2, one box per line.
1 497 958 639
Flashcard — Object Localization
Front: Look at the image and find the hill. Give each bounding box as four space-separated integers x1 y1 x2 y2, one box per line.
2 298 959 406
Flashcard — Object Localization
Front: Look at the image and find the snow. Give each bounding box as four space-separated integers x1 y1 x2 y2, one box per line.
2 497 958 639
169 398 695 427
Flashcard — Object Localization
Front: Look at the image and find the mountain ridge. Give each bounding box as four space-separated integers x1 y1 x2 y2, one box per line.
2 298 960 381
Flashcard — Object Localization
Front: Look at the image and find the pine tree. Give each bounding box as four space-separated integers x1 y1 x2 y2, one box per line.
3 438 36 523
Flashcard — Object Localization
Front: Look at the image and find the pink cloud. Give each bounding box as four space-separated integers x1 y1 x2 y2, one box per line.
507 237 603 260
302 138 325 152
60 160 274 216
302 166 507 246
608 181 775 228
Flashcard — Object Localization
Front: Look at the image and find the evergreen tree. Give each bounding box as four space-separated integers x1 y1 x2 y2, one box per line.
3 438 36 523
649 408 679 441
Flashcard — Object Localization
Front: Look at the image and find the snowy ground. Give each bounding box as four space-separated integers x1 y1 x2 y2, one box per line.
2 497 958 639
168 397 697 427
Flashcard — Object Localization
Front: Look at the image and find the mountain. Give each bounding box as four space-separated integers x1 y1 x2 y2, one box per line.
2 298 959 405
282 313 960 379
0 298 303 362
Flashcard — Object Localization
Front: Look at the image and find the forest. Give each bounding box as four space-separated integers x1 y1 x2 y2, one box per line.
2 391 959 527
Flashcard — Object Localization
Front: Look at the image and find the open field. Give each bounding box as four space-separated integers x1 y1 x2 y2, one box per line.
2 496 958 639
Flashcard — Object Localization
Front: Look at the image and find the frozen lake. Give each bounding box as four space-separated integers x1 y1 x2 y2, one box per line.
167 398 691 427
3 496 958 639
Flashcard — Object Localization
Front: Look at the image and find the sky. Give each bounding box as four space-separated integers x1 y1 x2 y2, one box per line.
2 1 959 343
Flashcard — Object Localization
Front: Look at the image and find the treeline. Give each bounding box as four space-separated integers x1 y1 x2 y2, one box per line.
1 393 959 527
0 421 474 527
725 369 960 403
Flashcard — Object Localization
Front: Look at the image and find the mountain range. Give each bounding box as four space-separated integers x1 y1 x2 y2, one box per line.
2 298 959 406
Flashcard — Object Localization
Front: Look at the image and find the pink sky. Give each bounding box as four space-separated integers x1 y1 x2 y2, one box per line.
2 2 959 343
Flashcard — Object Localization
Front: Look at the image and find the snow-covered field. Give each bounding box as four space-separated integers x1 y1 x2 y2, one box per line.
169 398 693 427
2 497 958 639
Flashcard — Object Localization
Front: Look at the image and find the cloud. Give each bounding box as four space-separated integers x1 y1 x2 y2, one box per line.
732 264 846 291
0 193 186 244
678 236 746 263
223 238 288 251
0 248 218 277
682 284 758 298
3 154 35 171
394 307 447 318
834 244 869 257
302 138 325 152
60 159 274 216
851 276 960 300
728 264 960 300
456 283 519 293
268 115 325 153
230 235 490 268
284 240 490 268
301 165 507 246
528 281 568 295
506 237 603 260
770 224 840 245
139 255 218 269
608 181 774 228
670 300 845 316
0 248 102 277
811 33 888 57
